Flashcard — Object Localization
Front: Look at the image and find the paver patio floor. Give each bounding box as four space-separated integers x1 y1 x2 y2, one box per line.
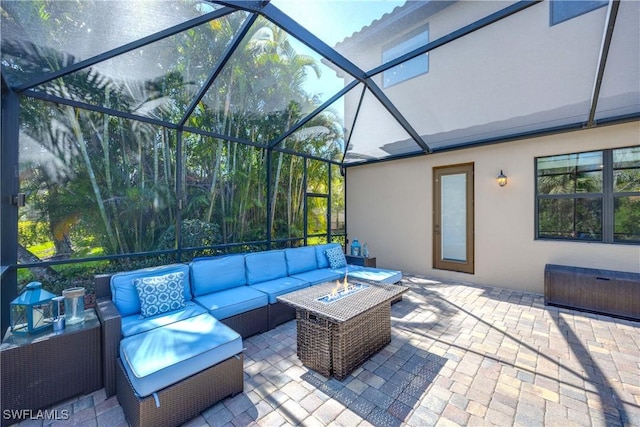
9 275 640 427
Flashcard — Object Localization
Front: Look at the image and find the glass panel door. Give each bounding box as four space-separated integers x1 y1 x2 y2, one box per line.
441 173 467 262
433 164 474 273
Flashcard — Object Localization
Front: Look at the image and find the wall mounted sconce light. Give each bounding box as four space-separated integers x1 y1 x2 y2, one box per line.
497 170 508 187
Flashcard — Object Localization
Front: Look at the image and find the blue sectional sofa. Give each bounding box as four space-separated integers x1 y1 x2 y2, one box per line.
94 243 401 426
95 263 244 427
191 243 401 330
190 254 269 338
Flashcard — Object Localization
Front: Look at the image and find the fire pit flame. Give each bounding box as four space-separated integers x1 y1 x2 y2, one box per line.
318 282 368 304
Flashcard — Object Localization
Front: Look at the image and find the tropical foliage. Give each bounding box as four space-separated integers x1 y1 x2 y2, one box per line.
10 4 346 290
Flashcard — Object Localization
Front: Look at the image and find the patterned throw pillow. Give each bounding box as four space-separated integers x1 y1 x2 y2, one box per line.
134 272 186 318
325 246 347 269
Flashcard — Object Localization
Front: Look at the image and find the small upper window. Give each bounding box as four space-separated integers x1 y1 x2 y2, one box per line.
382 27 429 88
550 0 608 26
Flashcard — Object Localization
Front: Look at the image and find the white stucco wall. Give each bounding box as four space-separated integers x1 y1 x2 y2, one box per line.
345 122 640 293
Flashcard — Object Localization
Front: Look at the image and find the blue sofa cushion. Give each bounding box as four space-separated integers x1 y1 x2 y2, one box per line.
194 286 268 320
325 246 347 269
284 247 318 275
245 250 288 285
121 302 207 337
249 277 310 304
191 255 247 296
119 313 242 397
314 243 341 269
134 272 186 318
290 269 342 286
330 265 403 284
111 264 191 317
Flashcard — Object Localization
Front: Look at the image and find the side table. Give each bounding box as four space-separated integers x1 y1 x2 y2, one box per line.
345 255 377 267
1 309 102 426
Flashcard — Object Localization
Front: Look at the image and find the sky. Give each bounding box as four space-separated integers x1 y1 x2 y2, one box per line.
271 0 406 47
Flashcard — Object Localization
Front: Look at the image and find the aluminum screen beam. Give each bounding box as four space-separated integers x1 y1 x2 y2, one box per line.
259 3 366 81
365 79 431 153
14 7 237 92
588 0 620 127
341 85 368 164
179 13 258 127
269 80 359 148
0 89 20 335
367 1 542 78
213 1 270 13
23 89 177 129
219 1 366 80
256 3 428 154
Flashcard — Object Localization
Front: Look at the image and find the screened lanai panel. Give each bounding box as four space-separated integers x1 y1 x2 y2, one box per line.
30 12 249 123
18 98 178 259
280 119 344 163
306 159 329 242
182 133 267 246
378 1 607 150
595 0 640 122
344 88 422 163
279 85 362 162
193 17 351 143
0 0 221 88
307 159 329 194
270 152 304 240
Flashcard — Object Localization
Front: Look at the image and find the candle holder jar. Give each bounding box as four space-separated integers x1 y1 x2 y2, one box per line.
52 296 66 332
62 287 85 325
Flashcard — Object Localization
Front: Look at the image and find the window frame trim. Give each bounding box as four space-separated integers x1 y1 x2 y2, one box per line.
535 146 640 245
433 162 475 274
381 24 430 89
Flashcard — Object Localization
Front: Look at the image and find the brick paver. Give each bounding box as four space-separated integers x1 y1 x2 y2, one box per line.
8 275 640 427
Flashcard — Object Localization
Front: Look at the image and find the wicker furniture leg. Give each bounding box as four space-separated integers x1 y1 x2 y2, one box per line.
95 297 121 397
94 274 121 397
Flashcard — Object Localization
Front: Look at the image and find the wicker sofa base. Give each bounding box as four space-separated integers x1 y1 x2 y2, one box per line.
297 303 391 380
268 301 297 330
220 305 269 338
116 354 243 427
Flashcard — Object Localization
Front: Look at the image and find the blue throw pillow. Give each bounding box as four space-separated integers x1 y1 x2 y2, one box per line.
325 246 347 269
134 272 186 318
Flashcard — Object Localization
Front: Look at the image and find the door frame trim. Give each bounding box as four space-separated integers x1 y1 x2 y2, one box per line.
433 163 475 274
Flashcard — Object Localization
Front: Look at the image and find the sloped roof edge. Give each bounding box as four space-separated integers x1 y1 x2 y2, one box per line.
335 0 453 51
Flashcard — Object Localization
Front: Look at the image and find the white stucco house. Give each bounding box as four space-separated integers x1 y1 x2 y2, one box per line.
337 0 639 293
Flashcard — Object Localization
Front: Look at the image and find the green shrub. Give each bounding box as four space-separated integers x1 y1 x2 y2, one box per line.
157 220 222 250
18 221 51 247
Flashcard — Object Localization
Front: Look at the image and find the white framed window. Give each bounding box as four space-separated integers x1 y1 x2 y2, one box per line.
382 27 429 88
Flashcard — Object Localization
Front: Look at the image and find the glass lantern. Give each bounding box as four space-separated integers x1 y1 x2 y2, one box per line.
10 282 56 335
350 239 361 256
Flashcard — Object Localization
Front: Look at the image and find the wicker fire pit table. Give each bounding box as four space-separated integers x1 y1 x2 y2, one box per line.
277 280 407 380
